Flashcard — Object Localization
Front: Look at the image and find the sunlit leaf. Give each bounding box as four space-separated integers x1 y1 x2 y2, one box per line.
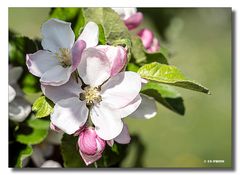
138 62 210 94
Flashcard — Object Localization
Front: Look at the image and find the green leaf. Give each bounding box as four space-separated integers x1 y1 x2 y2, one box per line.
49 8 85 38
16 117 50 145
83 8 130 44
98 24 107 45
9 142 33 168
142 82 185 115
131 36 168 65
127 63 140 72
138 62 210 94
61 134 88 168
32 96 54 118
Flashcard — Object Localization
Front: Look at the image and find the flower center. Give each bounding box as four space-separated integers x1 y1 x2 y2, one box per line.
80 86 102 105
56 48 72 67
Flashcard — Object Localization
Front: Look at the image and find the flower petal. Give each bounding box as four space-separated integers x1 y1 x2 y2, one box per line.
41 18 75 53
9 96 31 122
101 71 142 109
41 76 82 103
77 47 110 86
26 50 59 77
79 150 102 166
51 97 88 135
9 67 23 85
9 85 16 103
91 104 123 140
40 65 72 86
96 45 127 76
125 12 143 30
71 40 86 71
114 94 142 118
130 94 157 119
114 123 131 144
78 22 99 48
41 160 62 168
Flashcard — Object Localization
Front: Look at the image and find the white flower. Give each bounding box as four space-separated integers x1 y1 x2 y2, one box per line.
9 66 31 122
26 18 99 86
42 45 143 140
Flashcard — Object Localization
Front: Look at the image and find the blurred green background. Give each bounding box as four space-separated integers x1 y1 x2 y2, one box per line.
9 8 232 168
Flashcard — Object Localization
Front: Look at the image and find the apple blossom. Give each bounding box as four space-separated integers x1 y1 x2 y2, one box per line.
42 45 142 140
138 28 160 53
26 18 99 86
112 8 143 30
78 126 106 165
9 66 31 122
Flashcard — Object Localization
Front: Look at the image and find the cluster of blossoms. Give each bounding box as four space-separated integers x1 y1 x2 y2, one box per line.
26 8 157 165
112 8 160 53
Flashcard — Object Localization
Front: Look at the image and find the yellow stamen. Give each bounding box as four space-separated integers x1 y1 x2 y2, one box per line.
80 86 102 105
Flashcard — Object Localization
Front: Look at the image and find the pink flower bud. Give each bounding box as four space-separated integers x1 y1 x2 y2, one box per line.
138 28 160 53
125 12 143 30
78 127 106 166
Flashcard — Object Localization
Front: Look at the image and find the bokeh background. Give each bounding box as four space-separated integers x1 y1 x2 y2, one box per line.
9 8 232 168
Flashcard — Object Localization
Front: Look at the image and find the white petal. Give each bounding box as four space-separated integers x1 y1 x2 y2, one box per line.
114 124 131 144
26 50 59 77
77 47 110 86
41 18 75 53
40 65 72 86
114 94 142 118
41 76 82 103
78 22 99 48
41 160 62 168
9 67 23 84
9 96 31 122
51 97 88 135
130 94 157 119
101 71 142 109
9 85 16 103
96 45 127 76
112 8 137 20
91 104 123 140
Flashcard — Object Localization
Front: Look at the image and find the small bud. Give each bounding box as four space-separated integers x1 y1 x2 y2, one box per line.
78 127 106 165
138 29 160 53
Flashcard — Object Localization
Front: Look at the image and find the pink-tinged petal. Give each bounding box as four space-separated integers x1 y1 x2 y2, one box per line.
96 45 127 77
9 67 23 85
138 29 154 49
41 76 82 103
41 18 75 53
26 50 59 77
101 71 142 109
125 12 143 30
106 140 114 147
77 47 111 86
147 38 160 53
79 150 102 166
114 94 142 118
114 124 131 144
40 65 72 86
78 22 99 48
71 40 86 71
51 97 88 135
91 104 123 140
50 122 61 132
9 85 16 103
130 94 157 119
